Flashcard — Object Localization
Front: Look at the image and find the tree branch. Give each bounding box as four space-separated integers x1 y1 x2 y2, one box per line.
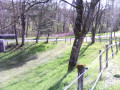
0 0 50 30
61 0 76 8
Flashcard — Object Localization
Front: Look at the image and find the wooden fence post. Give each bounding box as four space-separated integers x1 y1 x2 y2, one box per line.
115 42 118 54
115 37 117 43
119 39 120 50
106 45 108 68
76 65 85 90
100 37 101 43
111 46 114 58
109 38 110 45
56 38 57 44
99 50 102 80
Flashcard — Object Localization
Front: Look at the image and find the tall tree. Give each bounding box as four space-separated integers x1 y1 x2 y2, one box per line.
20 0 26 46
91 1 103 44
110 0 114 44
62 0 100 72
12 0 19 45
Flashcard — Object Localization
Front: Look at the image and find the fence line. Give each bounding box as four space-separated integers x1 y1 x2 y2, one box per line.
64 70 87 90
91 48 116 90
91 66 106 90
63 41 120 90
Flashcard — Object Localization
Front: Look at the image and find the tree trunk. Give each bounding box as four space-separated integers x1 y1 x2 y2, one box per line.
36 31 40 43
57 21 59 34
63 21 65 32
26 16 29 38
68 0 100 72
46 30 50 43
12 0 18 45
91 1 101 44
68 35 85 71
21 1 26 46
14 24 18 45
91 27 96 44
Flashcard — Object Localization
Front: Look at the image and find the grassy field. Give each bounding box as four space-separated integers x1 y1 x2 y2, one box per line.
0 40 120 90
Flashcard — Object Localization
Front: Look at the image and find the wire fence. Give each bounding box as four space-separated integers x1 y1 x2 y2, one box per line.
63 38 120 90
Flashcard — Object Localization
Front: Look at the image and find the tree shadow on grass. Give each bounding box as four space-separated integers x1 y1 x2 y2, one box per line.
0 42 47 71
48 72 69 90
79 43 91 57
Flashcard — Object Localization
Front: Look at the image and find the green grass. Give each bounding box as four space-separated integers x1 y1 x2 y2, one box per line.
0 42 108 90
94 45 120 90
17 35 75 40
0 42 56 71
1 40 120 90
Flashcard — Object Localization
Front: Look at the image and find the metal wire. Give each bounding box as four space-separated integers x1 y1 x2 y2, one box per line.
63 41 120 90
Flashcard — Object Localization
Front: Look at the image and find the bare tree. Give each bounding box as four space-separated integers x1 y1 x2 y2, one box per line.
91 1 103 44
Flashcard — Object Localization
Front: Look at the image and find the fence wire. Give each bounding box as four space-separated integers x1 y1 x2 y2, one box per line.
64 38 120 90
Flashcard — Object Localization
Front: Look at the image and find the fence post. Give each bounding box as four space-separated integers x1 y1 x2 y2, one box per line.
99 50 102 80
56 38 57 44
115 37 117 42
109 38 110 45
111 46 114 58
100 37 101 43
115 42 118 54
119 39 120 50
106 45 108 68
76 65 85 90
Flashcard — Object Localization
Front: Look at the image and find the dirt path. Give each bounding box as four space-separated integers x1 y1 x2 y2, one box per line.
0 43 71 85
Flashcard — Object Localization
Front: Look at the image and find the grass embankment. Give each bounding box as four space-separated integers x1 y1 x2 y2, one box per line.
0 42 56 85
25 30 120 40
0 42 55 64
95 47 120 90
0 41 109 90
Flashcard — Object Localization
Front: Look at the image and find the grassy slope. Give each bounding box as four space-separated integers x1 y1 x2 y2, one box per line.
0 42 108 90
0 42 55 63
95 49 120 90
1 40 120 90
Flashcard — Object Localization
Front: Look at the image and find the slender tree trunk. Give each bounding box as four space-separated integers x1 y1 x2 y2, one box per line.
21 0 26 46
91 1 101 44
12 0 18 45
14 24 18 45
26 16 29 38
91 27 96 44
68 34 86 71
63 21 65 32
57 21 59 34
36 31 40 43
46 30 50 43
